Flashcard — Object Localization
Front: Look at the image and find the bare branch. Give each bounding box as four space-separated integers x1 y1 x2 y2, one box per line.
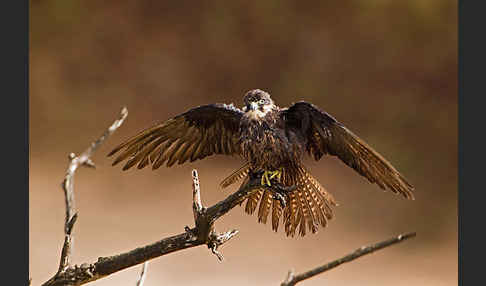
42 107 128 285
208 229 239 261
58 213 78 272
39 106 415 286
135 262 148 286
280 232 417 286
42 163 264 286
190 169 240 261
192 169 203 221
62 107 128 230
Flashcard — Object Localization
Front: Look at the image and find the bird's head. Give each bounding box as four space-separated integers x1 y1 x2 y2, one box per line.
242 89 276 118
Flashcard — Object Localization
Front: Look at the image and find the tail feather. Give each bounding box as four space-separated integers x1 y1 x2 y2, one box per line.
258 191 272 224
284 191 299 236
245 188 263 215
237 164 338 237
297 190 310 236
271 198 283 231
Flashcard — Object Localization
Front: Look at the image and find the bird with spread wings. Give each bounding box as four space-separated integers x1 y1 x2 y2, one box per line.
108 89 414 237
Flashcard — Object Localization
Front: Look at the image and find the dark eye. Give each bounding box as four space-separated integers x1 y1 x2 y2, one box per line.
259 99 265 104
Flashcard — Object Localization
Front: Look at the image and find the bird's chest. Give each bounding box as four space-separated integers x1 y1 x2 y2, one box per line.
239 119 290 169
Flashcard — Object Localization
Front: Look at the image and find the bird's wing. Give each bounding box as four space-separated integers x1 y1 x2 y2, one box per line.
281 101 414 200
108 103 243 170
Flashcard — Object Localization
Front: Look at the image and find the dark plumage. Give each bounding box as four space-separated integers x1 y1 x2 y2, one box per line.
108 89 414 237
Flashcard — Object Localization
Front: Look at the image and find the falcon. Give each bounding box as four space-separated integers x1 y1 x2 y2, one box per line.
108 89 414 237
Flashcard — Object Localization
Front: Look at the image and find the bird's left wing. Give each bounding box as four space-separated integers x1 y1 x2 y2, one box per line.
108 103 244 170
281 101 414 200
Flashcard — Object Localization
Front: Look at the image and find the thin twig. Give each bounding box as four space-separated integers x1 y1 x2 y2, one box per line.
281 232 417 286
42 107 128 285
135 262 148 286
58 213 78 272
192 169 203 222
62 107 128 231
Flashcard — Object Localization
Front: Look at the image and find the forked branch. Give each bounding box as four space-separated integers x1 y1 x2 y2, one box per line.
41 107 267 286
135 262 148 286
43 169 264 286
42 107 128 285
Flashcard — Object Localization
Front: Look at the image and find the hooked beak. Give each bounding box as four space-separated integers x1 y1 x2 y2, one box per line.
247 102 259 111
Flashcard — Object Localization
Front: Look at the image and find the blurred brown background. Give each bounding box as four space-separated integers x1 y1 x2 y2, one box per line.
30 1 457 285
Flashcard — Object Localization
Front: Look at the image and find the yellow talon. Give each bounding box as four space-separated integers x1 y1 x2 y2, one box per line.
269 169 283 181
265 171 272 186
260 169 283 187
261 173 267 186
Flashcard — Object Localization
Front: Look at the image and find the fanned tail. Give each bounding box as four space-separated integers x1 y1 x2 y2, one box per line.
283 165 337 237
239 164 338 237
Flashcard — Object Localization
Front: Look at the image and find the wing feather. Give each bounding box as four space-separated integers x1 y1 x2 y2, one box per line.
109 104 243 170
282 102 414 200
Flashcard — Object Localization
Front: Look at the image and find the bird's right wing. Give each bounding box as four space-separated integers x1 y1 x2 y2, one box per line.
281 101 414 200
108 103 244 170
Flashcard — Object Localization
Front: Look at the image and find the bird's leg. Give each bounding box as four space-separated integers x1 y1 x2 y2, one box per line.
269 182 296 208
261 168 283 187
250 169 296 209
261 171 271 186
258 168 290 208
268 167 283 181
